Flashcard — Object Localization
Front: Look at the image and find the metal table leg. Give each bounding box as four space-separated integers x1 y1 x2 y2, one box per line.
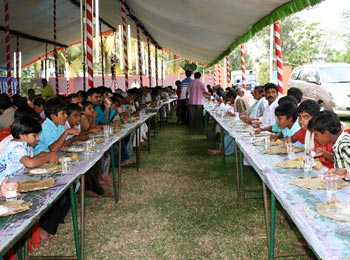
79 175 85 260
109 146 118 203
70 186 81 260
269 193 276 260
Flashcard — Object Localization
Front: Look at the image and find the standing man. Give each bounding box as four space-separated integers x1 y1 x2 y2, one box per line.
40 78 55 100
187 72 209 129
180 70 192 125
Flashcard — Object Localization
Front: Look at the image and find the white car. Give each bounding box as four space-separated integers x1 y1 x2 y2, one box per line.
288 63 350 117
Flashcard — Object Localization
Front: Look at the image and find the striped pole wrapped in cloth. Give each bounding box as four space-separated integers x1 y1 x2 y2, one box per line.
208 69 212 86
136 22 143 87
155 47 158 86
53 0 59 94
4 0 11 95
147 36 152 87
121 0 129 90
274 21 284 94
226 56 230 87
213 66 216 86
241 44 246 89
86 0 94 88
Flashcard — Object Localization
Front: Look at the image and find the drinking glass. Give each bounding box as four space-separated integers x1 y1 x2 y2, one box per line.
4 186 17 201
61 157 71 173
103 125 110 140
303 158 313 173
286 143 295 160
264 136 270 149
326 174 338 201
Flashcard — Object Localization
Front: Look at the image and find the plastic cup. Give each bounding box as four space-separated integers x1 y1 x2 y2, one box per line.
326 174 338 201
4 186 17 201
103 125 110 140
61 157 71 173
286 143 295 160
234 112 240 120
303 158 313 173
264 136 270 149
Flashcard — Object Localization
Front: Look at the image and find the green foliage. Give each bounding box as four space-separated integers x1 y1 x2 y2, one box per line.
180 60 197 72
257 62 270 85
327 49 350 63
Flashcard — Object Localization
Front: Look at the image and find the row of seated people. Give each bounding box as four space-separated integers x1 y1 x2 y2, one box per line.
206 83 350 173
0 84 173 241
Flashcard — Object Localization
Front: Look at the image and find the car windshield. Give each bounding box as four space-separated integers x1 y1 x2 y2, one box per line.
320 67 350 83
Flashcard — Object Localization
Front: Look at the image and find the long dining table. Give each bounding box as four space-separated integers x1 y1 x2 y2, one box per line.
203 101 350 260
0 102 171 260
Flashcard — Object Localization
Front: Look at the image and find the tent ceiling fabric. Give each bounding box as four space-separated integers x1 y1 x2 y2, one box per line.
0 0 321 69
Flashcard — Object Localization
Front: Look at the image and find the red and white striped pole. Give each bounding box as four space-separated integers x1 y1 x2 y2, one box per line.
136 22 143 87
241 44 246 89
45 43 48 80
121 0 129 90
65 49 70 94
4 0 12 95
208 70 212 86
161 50 164 86
100 21 105 86
274 21 283 94
147 36 152 87
86 0 94 88
213 66 217 86
155 47 158 86
53 0 59 94
226 56 230 87
218 64 221 86
16 36 20 93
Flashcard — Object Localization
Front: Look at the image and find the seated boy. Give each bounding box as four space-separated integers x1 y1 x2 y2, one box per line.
312 111 350 178
34 98 79 155
65 103 111 196
33 98 79 240
291 100 333 168
271 101 300 142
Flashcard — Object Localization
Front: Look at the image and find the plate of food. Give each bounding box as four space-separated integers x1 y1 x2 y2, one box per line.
59 153 81 162
95 137 104 144
19 178 55 192
61 146 84 153
290 176 348 190
28 168 49 175
0 200 33 217
317 200 350 222
255 131 272 137
275 158 323 169
263 146 304 155
253 139 282 146
27 163 61 175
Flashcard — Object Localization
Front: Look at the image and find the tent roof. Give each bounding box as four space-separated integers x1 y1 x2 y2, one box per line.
0 0 321 68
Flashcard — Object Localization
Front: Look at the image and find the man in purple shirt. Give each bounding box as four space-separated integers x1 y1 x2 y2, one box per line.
187 72 210 129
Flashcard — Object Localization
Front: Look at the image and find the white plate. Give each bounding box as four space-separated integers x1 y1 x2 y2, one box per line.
29 168 49 175
66 147 84 153
59 157 72 162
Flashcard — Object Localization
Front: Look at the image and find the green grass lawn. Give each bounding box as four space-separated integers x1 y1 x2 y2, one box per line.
31 116 315 260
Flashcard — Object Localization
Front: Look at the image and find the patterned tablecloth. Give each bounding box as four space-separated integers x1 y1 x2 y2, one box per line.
204 102 350 260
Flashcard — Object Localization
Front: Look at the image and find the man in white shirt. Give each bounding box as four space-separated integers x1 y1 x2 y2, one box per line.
255 83 280 132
